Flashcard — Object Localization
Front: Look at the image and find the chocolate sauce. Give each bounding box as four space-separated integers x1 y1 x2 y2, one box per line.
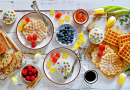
84 71 96 82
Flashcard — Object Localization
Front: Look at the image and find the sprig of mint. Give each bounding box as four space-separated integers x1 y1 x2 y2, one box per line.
119 14 130 26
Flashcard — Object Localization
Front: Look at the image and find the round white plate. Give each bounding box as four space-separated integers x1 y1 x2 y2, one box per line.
43 47 81 85
16 12 54 49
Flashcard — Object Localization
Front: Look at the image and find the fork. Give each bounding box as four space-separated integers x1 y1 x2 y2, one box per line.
31 1 52 36
64 46 87 79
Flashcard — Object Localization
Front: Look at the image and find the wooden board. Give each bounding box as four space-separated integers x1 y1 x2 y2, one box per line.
86 24 129 80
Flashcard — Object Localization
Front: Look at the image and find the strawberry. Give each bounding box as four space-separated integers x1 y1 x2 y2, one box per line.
22 69 27 76
32 68 37 74
25 76 31 81
33 35 37 40
34 74 37 77
98 52 103 57
31 42 37 47
28 71 32 76
30 76 35 81
27 66 32 71
27 36 32 41
99 45 105 51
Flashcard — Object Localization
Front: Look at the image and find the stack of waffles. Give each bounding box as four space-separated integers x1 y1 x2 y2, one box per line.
22 19 48 42
91 29 130 76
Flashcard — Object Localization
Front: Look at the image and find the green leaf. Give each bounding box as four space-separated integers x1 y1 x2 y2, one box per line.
119 19 125 25
125 18 128 22
127 73 130 76
125 68 130 72
125 15 129 18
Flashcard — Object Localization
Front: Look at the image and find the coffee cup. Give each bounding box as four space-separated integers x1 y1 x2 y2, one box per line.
83 66 98 84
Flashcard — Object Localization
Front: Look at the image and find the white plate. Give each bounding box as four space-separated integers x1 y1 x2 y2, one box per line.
43 47 81 85
16 12 54 49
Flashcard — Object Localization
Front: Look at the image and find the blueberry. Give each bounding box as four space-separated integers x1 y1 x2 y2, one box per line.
70 29 74 32
57 33 59 36
70 39 73 42
66 41 70 44
68 37 71 41
61 34 64 37
65 33 68 36
70 36 74 39
58 37 62 40
62 40 65 43
62 37 65 40
68 33 71 37
71 33 74 35
65 26 68 29
65 38 68 41
65 36 68 38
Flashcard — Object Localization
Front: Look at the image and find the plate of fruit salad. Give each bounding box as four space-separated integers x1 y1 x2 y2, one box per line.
16 12 54 49
43 47 81 85
55 24 78 46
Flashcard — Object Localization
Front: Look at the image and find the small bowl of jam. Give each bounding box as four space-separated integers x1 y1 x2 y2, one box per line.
73 9 89 25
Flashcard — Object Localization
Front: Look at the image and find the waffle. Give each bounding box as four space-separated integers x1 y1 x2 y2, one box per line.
118 34 130 49
118 42 130 63
22 19 48 42
99 53 122 75
91 45 114 67
23 20 34 30
103 29 121 47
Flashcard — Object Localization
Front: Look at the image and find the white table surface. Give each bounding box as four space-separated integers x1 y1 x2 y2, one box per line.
0 0 130 90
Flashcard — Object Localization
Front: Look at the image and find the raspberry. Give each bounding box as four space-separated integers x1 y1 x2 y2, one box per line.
32 68 37 74
33 35 37 40
31 42 37 47
22 69 27 75
52 57 57 63
25 76 31 81
28 71 32 76
27 36 32 41
98 52 103 57
27 66 32 71
25 18 30 23
99 45 105 51
34 74 37 77
30 76 35 81
55 53 60 58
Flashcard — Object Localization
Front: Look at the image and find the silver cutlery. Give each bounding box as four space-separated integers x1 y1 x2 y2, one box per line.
64 46 87 79
31 1 52 36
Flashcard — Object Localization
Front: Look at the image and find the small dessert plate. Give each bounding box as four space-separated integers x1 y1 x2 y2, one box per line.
43 47 81 85
20 64 42 85
16 12 54 49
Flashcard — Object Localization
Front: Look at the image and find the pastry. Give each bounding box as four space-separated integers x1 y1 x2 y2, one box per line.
118 42 130 63
99 53 122 75
104 29 121 47
89 28 104 44
0 38 7 54
2 58 17 75
0 53 13 69
13 51 23 69
118 34 130 49
56 59 72 75
91 45 114 67
22 19 47 42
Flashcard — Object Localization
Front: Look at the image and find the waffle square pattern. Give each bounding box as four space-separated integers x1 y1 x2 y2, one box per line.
118 34 130 49
118 42 130 63
104 29 121 47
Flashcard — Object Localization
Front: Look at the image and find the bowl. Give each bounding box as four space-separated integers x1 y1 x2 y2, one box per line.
55 24 78 47
20 64 41 85
73 9 89 25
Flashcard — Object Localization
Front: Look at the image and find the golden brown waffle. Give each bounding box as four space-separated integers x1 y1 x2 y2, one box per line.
22 19 48 42
99 53 122 75
118 42 130 63
91 45 114 67
104 29 121 47
23 20 34 30
118 34 130 49
2 58 17 75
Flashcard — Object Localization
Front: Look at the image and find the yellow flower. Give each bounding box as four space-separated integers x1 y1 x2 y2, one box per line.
106 16 116 28
94 8 104 14
119 73 126 85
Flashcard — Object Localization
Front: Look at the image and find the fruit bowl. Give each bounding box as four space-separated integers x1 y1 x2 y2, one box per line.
20 64 41 85
73 9 89 25
55 24 78 46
